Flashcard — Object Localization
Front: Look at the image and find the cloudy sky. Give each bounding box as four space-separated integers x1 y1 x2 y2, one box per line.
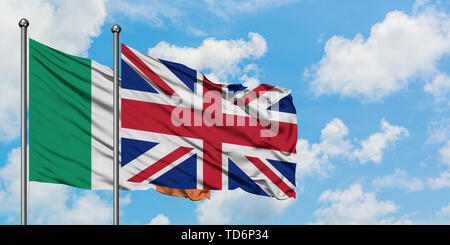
1 0 450 225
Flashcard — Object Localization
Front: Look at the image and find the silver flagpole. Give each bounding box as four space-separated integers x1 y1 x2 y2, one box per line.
111 24 121 226
19 18 29 226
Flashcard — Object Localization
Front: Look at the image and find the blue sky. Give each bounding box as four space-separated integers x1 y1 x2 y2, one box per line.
1 0 450 225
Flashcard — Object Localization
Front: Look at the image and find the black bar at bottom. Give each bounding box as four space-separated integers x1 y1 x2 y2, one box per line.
0 225 448 243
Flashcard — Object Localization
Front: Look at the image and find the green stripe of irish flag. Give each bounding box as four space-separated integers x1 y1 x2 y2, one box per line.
29 38 93 189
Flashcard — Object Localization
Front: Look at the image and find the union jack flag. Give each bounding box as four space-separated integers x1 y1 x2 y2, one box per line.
120 44 298 199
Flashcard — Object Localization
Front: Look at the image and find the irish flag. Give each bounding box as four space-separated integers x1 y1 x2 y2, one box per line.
29 39 145 190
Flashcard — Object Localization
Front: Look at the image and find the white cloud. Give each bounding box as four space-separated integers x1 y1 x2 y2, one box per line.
318 118 353 156
239 63 262 87
195 189 294 224
298 118 408 178
424 72 450 99
312 184 410 224
148 32 267 84
376 214 414 225
296 139 333 178
239 74 261 88
352 119 409 164
0 0 107 142
148 214 171 225
297 118 350 178
0 148 23 220
372 169 424 192
0 147 115 224
46 191 112 225
428 170 450 189
203 0 300 20
305 6 450 101
436 202 450 217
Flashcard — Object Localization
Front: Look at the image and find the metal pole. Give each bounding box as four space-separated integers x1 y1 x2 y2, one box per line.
19 18 29 226
111 24 121 226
